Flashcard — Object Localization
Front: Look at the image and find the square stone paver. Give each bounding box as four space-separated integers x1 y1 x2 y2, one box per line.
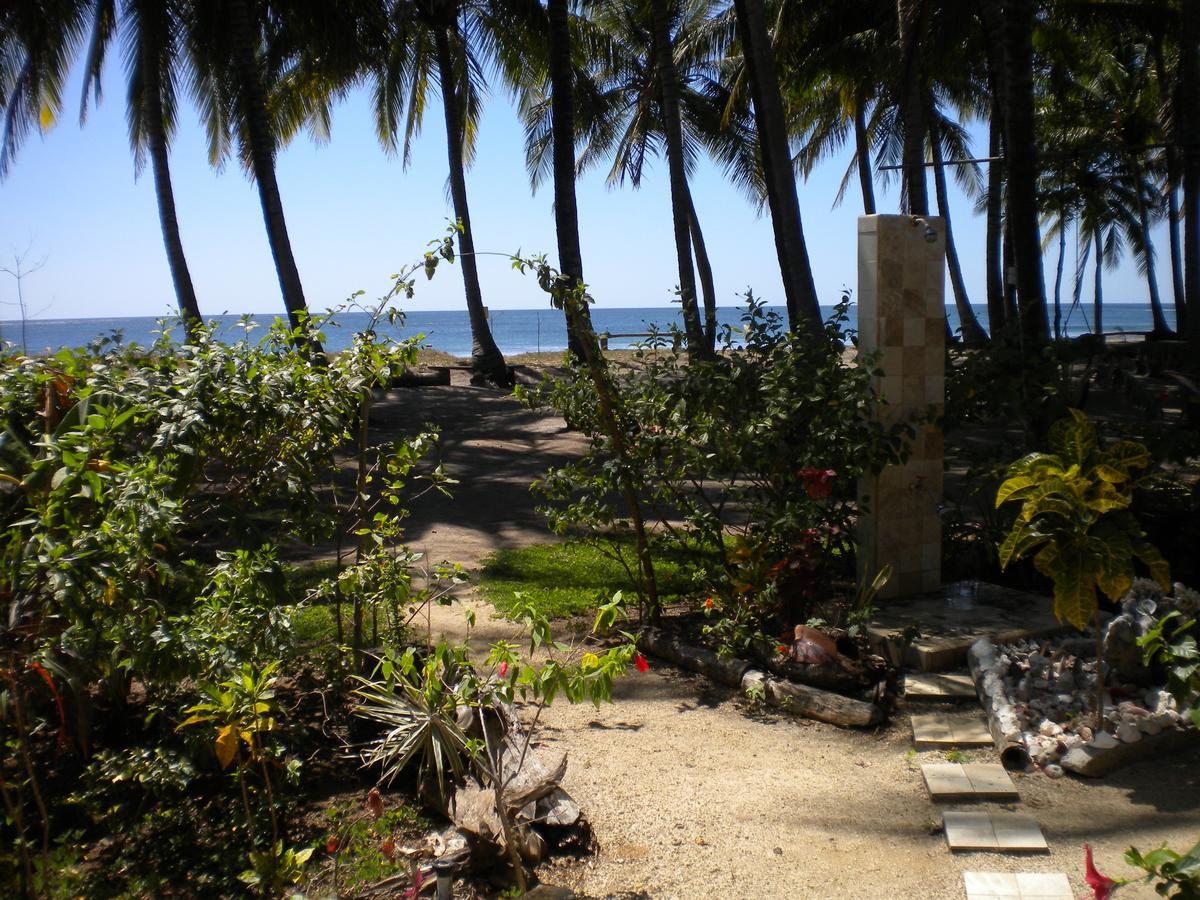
963 872 1072 899
922 763 1018 801
912 713 994 749
944 812 1048 852
904 672 977 699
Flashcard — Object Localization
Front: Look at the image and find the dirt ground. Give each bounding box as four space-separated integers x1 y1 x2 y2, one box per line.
383 372 1200 899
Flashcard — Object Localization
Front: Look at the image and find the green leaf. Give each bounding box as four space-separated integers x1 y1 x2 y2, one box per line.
1049 541 1099 630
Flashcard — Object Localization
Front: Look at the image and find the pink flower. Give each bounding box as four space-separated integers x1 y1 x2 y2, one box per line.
1084 844 1117 899
366 787 385 820
498 661 509 677
634 653 650 673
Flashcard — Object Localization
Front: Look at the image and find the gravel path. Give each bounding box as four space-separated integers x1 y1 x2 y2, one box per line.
396 379 1200 899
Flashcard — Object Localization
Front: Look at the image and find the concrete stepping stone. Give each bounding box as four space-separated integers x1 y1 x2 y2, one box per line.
912 712 994 749
904 672 977 699
921 763 1019 801
963 871 1073 899
944 811 1048 853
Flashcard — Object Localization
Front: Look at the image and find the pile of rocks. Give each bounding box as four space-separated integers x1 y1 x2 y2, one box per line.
972 579 1198 777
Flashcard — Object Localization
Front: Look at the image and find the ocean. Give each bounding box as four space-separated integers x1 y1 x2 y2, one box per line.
0 302 1175 358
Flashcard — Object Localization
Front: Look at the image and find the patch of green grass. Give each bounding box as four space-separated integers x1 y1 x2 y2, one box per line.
479 538 695 619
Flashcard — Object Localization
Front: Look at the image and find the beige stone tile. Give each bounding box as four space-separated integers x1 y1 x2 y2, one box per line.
950 719 994 745
905 672 976 698
962 764 1019 800
993 814 1048 852
964 872 1021 898
1014 872 1073 898
944 811 997 850
921 763 972 800
912 714 954 745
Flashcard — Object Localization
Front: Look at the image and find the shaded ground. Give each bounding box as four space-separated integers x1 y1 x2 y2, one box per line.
371 375 1198 899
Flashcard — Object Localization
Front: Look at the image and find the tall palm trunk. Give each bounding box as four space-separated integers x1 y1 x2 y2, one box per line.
546 0 588 358
896 0 928 215
999 0 1048 347
648 0 706 356
854 89 875 214
1136 194 1171 335
931 115 986 346
1181 0 1200 352
227 0 319 353
731 0 822 332
546 0 658 613
1152 40 1187 331
434 24 506 379
1053 220 1065 340
1071 227 1090 330
685 184 717 351
981 4 1007 337
1093 231 1104 335
139 2 201 336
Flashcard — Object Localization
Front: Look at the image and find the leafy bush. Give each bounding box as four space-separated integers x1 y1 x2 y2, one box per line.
525 293 913 656
996 408 1169 630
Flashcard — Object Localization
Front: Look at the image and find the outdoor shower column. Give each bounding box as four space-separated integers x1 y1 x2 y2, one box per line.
856 214 946 599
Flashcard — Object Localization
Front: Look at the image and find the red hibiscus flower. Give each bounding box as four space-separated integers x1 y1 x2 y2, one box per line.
704 597 715 610
799 468 836 499
498 661 509 677
366 787 385 820
777 644 789 656
1084 844 1117 899
634 653 650 673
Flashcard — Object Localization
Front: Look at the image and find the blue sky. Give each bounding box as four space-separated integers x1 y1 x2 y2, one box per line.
0 48 1173 322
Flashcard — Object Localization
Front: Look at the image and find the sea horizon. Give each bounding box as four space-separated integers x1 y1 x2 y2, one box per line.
0 301 1178 358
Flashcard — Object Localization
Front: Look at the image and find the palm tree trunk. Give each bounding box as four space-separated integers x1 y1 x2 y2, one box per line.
731 0 822 332
1094 231 1104 336
434 25 506 380
1003 214 1019 324
1053 222 1065 340
1137 195 1172 335
1071 227 1090 332
685 184 717 351
545 0 658 613
1181 0 1200 354
999 0 1048 347
547 0 589 358
854 87 875 214
227 0 320 354
139 4 201 336
1152 38 1187 331
648 0 706 356
1168 179 1186 331
896 0 929 216
930 115 986 346
981 4 1007 338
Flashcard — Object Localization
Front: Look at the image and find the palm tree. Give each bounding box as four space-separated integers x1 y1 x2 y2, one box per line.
79 0 203 333
522 0 730 354
187 0 322 352
370 0 526 382
1 2 90 178
993 0 1049 345
728 0 821 331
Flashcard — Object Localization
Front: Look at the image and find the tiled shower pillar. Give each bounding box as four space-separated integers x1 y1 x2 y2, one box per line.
856 214 945 599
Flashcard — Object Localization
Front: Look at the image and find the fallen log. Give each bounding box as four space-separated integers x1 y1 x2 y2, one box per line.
639 627 881 727
637 627 753 688
745 670 881 727
968 637 1032 770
